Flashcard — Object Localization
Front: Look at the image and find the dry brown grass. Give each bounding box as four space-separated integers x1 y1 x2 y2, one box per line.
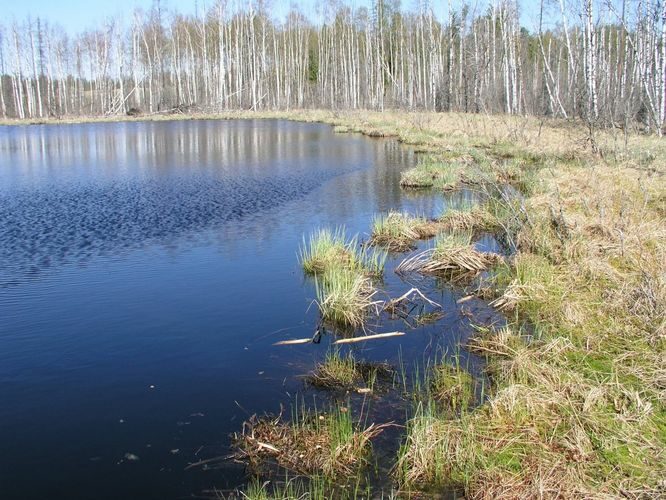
437 205 499 233
344 114 666 497
400 327 665 498
397 231 503 277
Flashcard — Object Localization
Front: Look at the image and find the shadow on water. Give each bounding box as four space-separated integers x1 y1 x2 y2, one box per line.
0 119 503 499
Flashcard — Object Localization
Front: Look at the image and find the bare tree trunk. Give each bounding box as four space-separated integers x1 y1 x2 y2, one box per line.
657 2 666 135
29 19 43 117
0 28 7 118
12 25 25 119
585 0 598 120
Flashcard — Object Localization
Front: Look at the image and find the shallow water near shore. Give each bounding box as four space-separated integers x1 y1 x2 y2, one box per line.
0 119 493 499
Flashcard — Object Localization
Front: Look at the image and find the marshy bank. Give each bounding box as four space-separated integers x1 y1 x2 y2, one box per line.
218 112 665 499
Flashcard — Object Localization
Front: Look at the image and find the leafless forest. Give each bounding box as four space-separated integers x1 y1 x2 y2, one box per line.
1 0 665 133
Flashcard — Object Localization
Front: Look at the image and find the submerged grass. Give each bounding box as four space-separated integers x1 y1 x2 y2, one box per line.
307 349 394 391
398 351 478 415
371 212 419 252
430 364 475 412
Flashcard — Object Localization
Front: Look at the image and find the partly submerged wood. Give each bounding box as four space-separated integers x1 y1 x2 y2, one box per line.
273 338 313 346
333 332 405 344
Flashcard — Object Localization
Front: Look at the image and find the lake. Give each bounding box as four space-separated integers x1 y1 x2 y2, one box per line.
0 119 498 499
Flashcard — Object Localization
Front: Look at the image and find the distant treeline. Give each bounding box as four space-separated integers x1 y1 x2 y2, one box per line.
1 1 665 133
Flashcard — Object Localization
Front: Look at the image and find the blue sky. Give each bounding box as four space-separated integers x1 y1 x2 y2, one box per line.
2 0 551 34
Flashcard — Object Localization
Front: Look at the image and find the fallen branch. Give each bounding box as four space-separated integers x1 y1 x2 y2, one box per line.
384 287 442 310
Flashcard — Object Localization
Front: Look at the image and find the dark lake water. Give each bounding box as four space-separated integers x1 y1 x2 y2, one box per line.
0 120 500 499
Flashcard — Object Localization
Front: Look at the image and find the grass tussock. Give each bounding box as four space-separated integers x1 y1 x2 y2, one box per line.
238 477 321 500
370 211 440 252
308 350 359 389
397 231 503 277
300 227 385 277
431 231 502 273
236 475 370 500
400 158 464 190
301 227 386 330
314 268 380 329
234 404 385 479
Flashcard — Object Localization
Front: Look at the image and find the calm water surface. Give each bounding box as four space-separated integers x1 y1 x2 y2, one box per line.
0 120 496 499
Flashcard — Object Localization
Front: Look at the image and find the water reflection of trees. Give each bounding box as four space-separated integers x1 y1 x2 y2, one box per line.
1 120 379 185
0 121 421 286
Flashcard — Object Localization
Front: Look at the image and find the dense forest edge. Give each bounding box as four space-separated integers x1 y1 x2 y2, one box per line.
1 0 666 135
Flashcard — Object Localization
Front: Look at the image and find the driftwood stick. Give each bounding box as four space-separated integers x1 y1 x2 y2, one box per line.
333 332 405 344
184 455 227 470
273 338 312 346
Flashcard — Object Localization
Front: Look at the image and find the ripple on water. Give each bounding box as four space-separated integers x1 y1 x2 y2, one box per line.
0 171 341 286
